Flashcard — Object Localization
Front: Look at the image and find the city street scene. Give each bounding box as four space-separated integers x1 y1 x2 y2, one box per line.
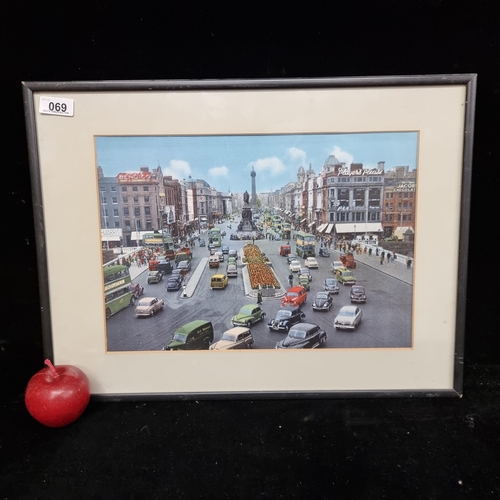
96 133 417 352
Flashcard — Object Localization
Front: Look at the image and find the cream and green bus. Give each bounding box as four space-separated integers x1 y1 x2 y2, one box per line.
103 265 134 319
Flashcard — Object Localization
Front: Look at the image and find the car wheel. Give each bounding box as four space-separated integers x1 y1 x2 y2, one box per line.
246 321 252 328
203 338 210 349
150 310 154 316
106 308 111 319
320 337 326 346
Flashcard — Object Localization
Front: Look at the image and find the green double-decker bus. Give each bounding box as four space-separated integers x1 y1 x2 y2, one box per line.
143 231 174 249
208 227 222 247
295 231 316 258
103 265 134 319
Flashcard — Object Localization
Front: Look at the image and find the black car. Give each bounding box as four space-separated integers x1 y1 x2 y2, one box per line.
323 278 339 294
275 323 327 349
312 291 333 311
267 307 305 332
286 254 298 264
177 260 192 275
350 285 367 303
166 275 183 291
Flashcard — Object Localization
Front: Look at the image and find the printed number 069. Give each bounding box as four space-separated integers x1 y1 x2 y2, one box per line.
48 102 67 113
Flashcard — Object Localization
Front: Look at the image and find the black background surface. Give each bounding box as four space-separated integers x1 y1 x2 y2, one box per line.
1 1 499 498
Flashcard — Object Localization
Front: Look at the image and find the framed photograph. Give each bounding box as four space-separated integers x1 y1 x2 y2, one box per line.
23 75 476 399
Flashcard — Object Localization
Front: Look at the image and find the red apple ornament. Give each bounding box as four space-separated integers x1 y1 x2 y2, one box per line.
25 359 90 427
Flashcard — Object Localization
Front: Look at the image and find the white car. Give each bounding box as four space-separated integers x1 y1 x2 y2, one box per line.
331 261 343 273
304 257 318 269
334 305 363 330
289 260 302 273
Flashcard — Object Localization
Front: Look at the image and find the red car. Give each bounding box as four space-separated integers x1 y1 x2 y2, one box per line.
281 286 307 308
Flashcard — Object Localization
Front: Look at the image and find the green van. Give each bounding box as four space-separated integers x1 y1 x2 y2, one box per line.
164 320 214 350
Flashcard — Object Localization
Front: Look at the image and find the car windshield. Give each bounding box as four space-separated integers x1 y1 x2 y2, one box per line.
137 301 151 306
149 272 156 276
276 310 292 319
289 330 306 339
340 310 355 317
316 293 328 300
239 307 253 314
286 292 298 298
172 334 187 342
220 334 237 342
352 287 363 292
291 261 300 265
325 279 336 285
343 272 353 277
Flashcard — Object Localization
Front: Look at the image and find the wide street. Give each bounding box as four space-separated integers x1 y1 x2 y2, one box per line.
106 222 413 352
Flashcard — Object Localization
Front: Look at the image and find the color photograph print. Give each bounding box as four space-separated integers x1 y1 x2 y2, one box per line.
97 132 417 352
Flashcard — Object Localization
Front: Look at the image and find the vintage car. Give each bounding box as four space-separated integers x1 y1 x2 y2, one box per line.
210 274 229 289
226 264 238 277
147 270 163 284
209 327 254 350
228 249 238 259
331 261 344 273
297 274 311 291
281 286 307 308
279 245 291 256
134 297 164 317
299 268 312 282
208 255 220 268
286 254 298 264
324 277 340 294
166 274 183 291
227 257 237 266
275 323 327 349
267 307 305 332
335 267 356 285
334 305 363 330
198 238 206 247
221 245 230 254
164 320 214 351
215 251 224 262
289 260 302 273
312 291 333 311
177 260 192 275
350 285 367 303
231 304 266 327
304 257 319 269
340 252 356 269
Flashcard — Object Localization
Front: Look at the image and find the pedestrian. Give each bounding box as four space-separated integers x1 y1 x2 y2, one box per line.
380 254 384 265
368 248 372 256
381 251 385 261
387 252 391 263
363 247 367 254
406 258 412 269
376 248 379 256
257 290 262 305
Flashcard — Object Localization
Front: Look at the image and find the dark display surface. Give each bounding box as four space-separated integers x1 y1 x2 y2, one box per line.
1 2 499 497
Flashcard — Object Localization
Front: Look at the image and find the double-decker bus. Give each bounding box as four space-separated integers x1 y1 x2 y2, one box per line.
103 265 134 319
282 222 291 240
208 227 222 247
295 231 316 258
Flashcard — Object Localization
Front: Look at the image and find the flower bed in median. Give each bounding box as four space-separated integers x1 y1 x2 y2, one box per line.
242 243 280 289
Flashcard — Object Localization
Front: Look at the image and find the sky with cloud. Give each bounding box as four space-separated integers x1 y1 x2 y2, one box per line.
95 132 418 193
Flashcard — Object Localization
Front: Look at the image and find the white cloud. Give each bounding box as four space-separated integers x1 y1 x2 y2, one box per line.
330 146 354 166
249 157 285 176
209 166 229 177
164 160 191 178
286 147 307 164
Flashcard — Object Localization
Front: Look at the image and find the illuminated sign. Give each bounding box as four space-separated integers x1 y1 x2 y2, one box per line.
338 168 384 177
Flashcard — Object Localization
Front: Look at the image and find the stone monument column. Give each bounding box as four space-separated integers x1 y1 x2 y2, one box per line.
251 166 257 207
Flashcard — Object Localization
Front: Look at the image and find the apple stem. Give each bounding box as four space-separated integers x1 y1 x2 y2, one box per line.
44 359 59 378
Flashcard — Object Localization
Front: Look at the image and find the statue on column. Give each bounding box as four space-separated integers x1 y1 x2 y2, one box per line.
243 191 250 204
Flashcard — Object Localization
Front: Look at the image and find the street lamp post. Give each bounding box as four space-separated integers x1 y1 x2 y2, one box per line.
135 219 139 248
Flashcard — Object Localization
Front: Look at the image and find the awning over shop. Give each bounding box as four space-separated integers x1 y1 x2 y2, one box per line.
300 218 307 223
101 235 121 242
335 223 383 234
325 224 334 234
317 223 328 233
308 222 316 228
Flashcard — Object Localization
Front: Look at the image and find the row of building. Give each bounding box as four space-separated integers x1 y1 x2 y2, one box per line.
98 166 239 247
98 154 416 247
259 155 416 241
